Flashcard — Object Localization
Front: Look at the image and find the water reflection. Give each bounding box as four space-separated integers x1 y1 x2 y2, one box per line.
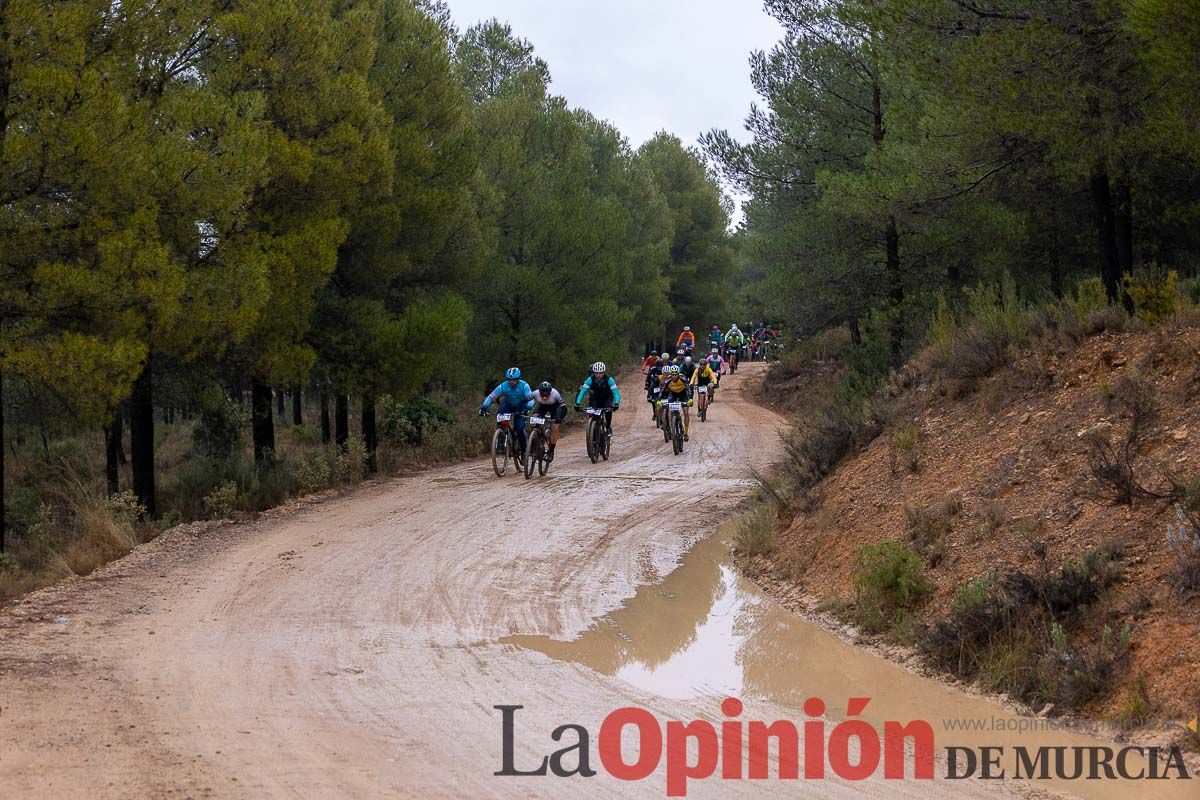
505 527 1194 800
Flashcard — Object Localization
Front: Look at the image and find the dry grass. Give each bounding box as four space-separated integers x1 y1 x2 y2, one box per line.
733 506 778 569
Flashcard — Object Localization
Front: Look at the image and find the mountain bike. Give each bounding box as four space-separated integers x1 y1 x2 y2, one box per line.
696 384 709 422
727 346 739 373
665 400 686 455
585 407 612 463
489 412 526 477
524 413 553 479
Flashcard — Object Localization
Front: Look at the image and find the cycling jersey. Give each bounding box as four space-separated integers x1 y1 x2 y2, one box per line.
676 331 696 349
661 375 691 397
680 362 698 381
576 375 620 408
692 364 717 386
528 389 566 423
482 380 534 413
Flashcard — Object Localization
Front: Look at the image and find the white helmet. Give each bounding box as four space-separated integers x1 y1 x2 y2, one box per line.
684 326 691 332
591 361 607 373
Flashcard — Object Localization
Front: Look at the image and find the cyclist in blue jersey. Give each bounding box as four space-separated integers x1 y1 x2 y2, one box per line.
479 367 534 461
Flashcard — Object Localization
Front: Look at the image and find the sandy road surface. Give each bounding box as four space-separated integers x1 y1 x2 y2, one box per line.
2 366 1034 798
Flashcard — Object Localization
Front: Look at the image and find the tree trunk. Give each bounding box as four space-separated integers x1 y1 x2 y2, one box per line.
885 215 903 365
115 406 127 464
105 409 122 496
276 388 287 427
1114 180 1133 275
362 394 377 474
1090 168 1122 303
130 364 156 518
320 390 331 444
251 380 275 463
1049 241 1064 300
0 367 5 552
292 386 303 426
335 394 349 450
848 316 862 346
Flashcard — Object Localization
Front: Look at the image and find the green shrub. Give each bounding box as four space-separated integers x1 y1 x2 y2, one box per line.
1073 277 1108 318
202 481 239 520
380 397 454 447
932 274 1039 386
928 291 957 354
1122 266 1178 325
193 391 244 459
920 544 1126 711
296 447 336 494
103 490 146 525
951 570 997 614
851 541 931 633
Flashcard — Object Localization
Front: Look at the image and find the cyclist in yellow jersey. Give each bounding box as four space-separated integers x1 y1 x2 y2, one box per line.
691 359 717 419
657 365 693 440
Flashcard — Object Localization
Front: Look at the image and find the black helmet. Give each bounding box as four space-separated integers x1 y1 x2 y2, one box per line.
538 381 552 394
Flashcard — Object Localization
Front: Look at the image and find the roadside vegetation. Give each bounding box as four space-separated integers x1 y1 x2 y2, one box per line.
0 2 736 594
707 0 1200 728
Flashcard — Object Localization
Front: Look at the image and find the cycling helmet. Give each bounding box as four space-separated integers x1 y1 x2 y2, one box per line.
684 326 691 332
671 365 682 375
591 361 607 373
676 348 684 356
650 349 659 356
684 356 693 364
538 381 552 394
712 324 719 330
505 367 521 380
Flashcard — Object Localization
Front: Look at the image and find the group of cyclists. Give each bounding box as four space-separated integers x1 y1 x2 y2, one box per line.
477 322 780 470
479 362 619 467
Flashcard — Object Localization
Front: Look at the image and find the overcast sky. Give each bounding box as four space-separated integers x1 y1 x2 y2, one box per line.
444 0 782 151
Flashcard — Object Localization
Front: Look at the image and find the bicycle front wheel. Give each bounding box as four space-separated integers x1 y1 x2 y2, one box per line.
492 429 509 477
524 431 538 479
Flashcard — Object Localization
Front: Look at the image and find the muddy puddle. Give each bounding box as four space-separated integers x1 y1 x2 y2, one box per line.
505 524 1193 800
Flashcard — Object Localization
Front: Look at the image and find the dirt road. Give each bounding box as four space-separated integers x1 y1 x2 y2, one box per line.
0 366 1176 799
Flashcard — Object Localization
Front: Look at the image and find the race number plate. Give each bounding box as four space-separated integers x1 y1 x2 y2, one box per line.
698 386 708 393
587 408 604 416
530 416 547 426
495 413 512 422
669 402 683 412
